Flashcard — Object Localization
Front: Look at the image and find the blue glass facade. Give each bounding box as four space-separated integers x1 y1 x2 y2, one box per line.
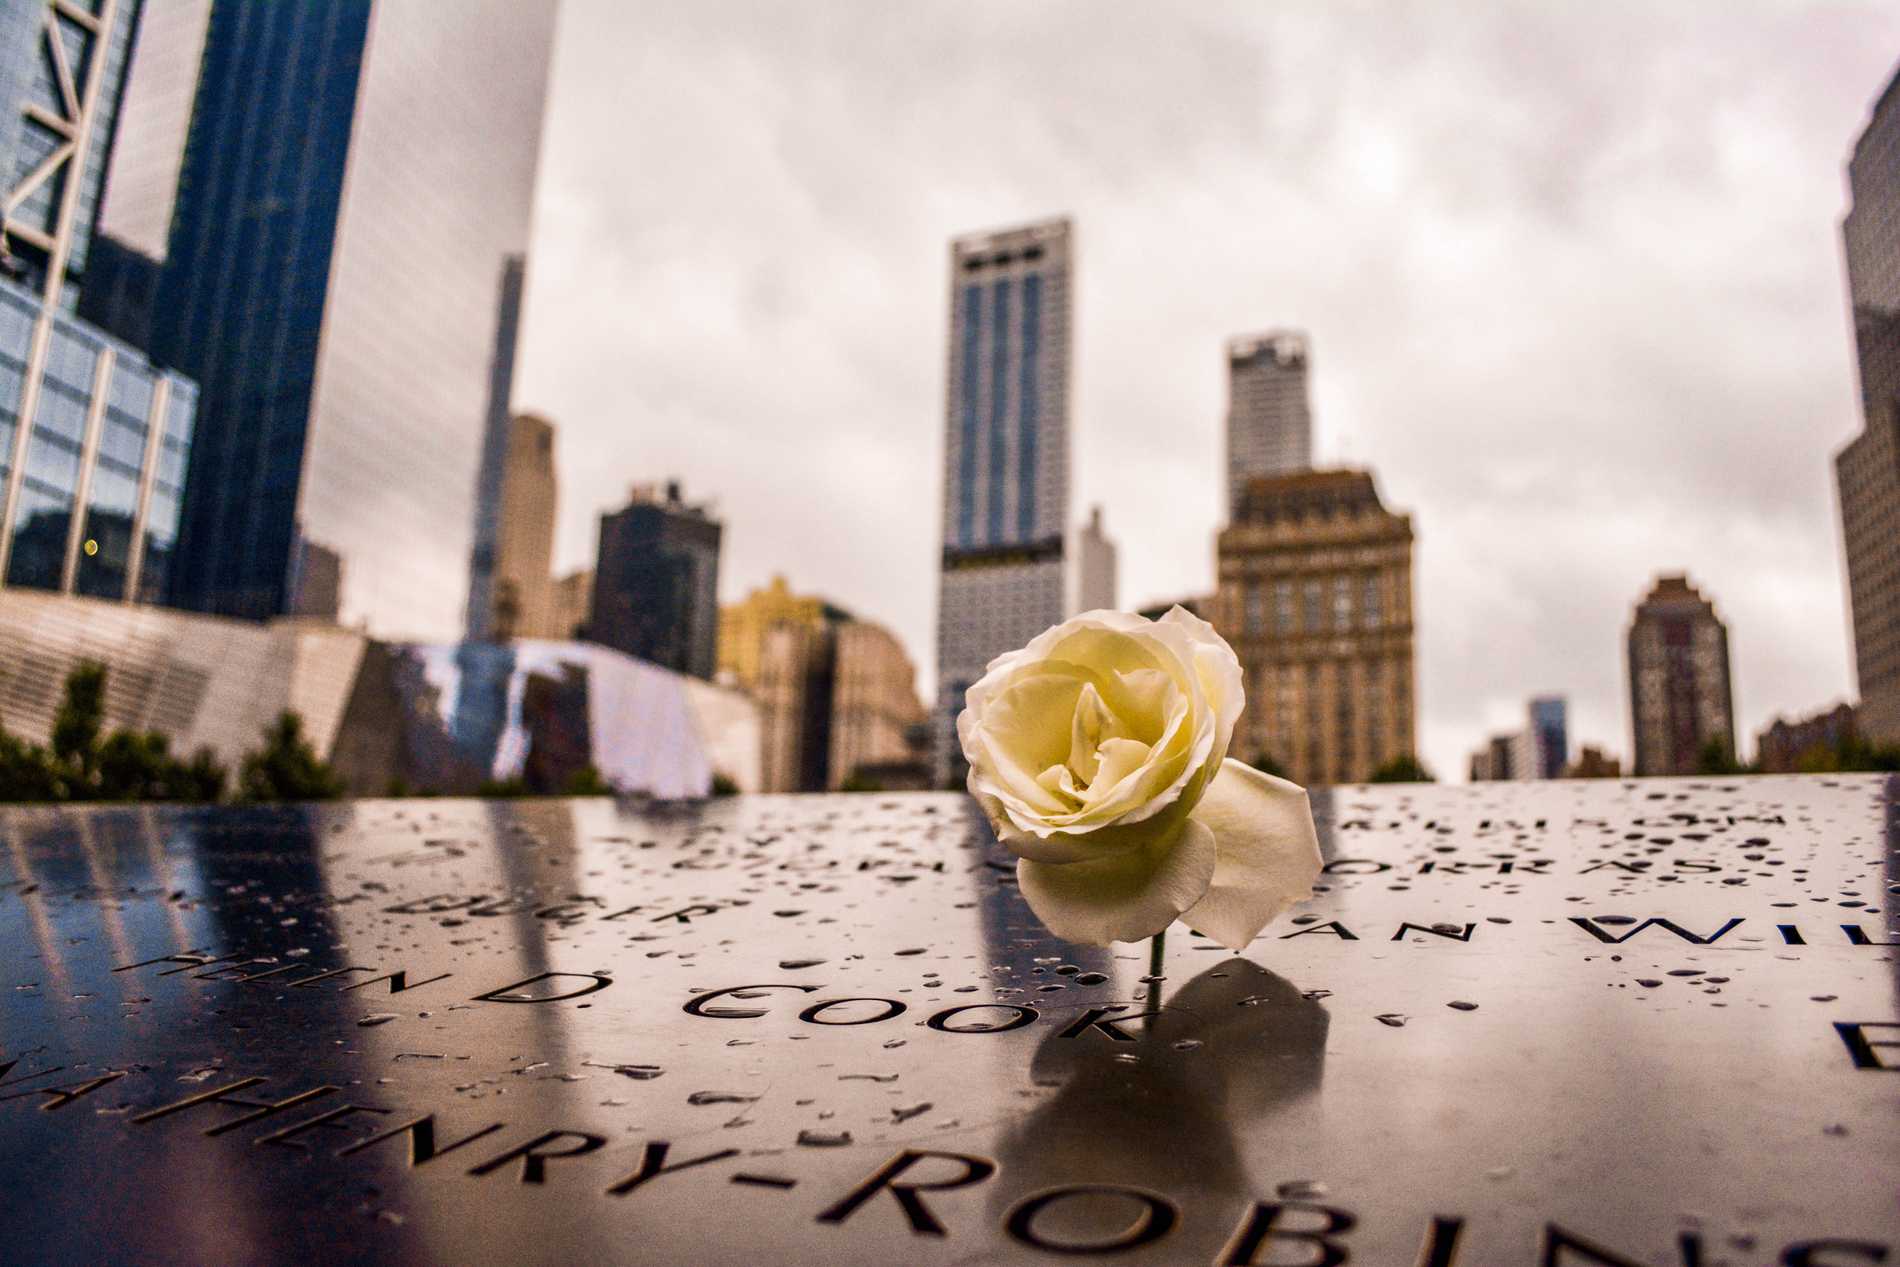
956 284 980 546
1018 272 1041 540
0 275 195 602
944 254 1062 554
149 1 555 639
986 278 1011 543
152 0 370 622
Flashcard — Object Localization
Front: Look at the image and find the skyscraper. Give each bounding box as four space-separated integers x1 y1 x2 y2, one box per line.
1627 573 1735 776
935 217 1072 786
1835 62 1900 745
1213 468 1416 786
487 412 558 640
145 1 555 639
1225 330 1312 516
0 0 201 607
589 482 722 680
1470 696 1568 782
1074 503 1116 612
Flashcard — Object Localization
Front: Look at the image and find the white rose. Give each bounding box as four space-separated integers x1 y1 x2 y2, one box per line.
957 607 1321 949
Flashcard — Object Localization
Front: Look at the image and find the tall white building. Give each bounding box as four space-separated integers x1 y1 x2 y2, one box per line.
1225 330 1313 515
1074 503 1116 614
934 218 1073 786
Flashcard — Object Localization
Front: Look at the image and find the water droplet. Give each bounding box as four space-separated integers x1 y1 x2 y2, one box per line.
1276 1179 1329 1199
688 1091 759 1105
778 958 826 969
1375 1013 1407 1027
1171 1038 1203 1051
891 1102 933 1123
797 1129 854 1147
1447 1001 1478 1012
357 1013 399 1027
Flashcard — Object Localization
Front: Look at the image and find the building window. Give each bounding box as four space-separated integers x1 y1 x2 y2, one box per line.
1017 272 1040 541
956 285 980 546
1362 573 1382 628
1244 582 1265 635
1333 576 1352 630
1303 580 1324 633
986 279 1012 544
1274 579 1294 633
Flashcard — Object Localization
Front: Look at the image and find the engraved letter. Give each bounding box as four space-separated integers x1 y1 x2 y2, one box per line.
816 1148 997 1237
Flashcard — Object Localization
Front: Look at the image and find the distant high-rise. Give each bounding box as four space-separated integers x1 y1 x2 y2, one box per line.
548 568 592 641
1468 734 1518 782
1836 62 1900 745
1627 574 1735 776
1214 469 1416 786
935 217 1072 786
489 413 557 640
0 0 201 607
1075 503 1116 612
1225 331 1312 516
589 482 722 679
1470 697 1567 782
143 1 555 639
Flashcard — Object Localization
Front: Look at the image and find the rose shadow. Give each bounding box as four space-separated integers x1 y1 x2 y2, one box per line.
987 959 1329 1253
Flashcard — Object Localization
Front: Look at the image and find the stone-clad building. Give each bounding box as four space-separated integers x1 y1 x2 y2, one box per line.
757 614 927 792
717 574 844 691
1836 63 1900 745
1626 573 1735 776
1212 469 1416 786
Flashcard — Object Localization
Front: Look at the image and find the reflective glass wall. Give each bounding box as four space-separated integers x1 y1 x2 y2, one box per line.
0 276 197 602
152 0 555 641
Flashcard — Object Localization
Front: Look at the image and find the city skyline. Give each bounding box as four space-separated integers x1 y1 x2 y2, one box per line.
515 3 1900 782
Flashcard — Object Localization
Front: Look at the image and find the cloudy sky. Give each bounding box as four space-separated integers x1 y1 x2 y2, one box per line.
514 1 1900 782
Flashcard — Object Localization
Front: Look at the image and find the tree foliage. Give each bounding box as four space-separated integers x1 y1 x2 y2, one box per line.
1369 754 1435 783
238 712 344 802
1246 752 1288 780
0 662 226 802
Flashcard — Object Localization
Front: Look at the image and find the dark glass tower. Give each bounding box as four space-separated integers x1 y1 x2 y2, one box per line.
149 0 554 638
588 483 723 680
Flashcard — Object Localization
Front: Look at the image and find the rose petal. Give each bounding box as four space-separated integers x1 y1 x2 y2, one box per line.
1180 759 1322 951
1016 819 1218 945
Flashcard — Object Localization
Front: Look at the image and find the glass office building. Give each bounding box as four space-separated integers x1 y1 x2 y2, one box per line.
0 0 139 303
147 0 555 639
934 218 1073 786
0 0 202 608
0 275 196 603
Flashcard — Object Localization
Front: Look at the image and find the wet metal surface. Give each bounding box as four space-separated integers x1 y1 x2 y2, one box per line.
1 777 1896 1264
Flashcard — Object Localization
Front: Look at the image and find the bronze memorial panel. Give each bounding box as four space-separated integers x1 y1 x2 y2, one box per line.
1 776 1894 1264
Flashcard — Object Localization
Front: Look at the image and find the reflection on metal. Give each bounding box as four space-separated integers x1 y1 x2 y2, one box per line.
0 778 1895 1263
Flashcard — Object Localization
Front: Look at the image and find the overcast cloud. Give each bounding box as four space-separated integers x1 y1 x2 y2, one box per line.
514 0 1900 781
